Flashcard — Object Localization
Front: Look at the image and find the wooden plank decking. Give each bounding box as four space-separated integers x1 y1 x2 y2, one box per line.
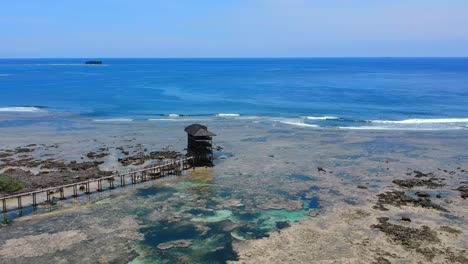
1 157 194 213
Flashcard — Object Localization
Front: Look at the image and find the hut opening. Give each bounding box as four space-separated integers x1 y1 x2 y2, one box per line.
185 124 216 166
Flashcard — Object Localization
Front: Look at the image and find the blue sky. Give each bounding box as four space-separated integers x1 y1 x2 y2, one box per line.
1 0 468 58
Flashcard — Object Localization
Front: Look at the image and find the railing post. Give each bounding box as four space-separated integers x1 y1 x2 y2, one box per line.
2 199 6 213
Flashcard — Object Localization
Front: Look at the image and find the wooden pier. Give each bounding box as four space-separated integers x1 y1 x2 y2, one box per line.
1 157 193 214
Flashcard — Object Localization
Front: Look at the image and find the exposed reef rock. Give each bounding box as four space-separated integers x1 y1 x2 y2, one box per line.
392 178 444 189
118 151 182 166
372 217 439 251
373 191 448 212
456 185 468 199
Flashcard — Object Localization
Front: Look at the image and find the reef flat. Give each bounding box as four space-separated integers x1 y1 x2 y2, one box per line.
0 119 467 263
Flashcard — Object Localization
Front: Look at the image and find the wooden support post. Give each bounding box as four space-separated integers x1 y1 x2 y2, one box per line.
73 185 78 197
46 191 51 202
60 188 66 200
2 199 6 213
85 182 91 194
32 193 37 206
97 179 103 192
121 175 125 187
109 179 115 189
17 196 22 209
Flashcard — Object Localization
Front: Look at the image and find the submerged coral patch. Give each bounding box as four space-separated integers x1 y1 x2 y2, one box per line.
191 210 233 223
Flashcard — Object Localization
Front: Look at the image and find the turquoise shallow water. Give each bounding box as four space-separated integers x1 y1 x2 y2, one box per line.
1 58 468 130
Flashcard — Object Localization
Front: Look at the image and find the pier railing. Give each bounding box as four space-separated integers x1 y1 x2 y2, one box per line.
1 157 193 213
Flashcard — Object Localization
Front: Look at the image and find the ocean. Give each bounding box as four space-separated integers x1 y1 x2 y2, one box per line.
1 58 468 263
1 58 468 130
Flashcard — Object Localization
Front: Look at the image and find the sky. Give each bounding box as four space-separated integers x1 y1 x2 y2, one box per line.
1 0 468 58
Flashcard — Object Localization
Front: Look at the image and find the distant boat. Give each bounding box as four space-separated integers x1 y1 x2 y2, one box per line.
85 60 103 65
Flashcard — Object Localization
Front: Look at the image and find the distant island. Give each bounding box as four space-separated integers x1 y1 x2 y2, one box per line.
85 60 103 65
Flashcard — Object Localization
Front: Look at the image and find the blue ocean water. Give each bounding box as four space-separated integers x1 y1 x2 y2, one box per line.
1 58 468 130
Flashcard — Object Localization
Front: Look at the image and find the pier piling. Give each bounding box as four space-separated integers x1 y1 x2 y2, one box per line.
73 185 78 197
97 179 103 192
32 193 37 206
59 188 66 200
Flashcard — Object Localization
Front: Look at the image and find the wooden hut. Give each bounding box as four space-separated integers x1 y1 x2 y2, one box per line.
184 124 216 166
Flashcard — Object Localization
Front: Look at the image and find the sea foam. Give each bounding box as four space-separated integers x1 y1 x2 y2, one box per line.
306 116 339 120
339 126 465 131
93 118 134 122
277 119 319 128
370 118 468 124
216 113 240 117
0 107 44 113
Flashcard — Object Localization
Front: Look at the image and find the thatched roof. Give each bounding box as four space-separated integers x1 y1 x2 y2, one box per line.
184 124 216 137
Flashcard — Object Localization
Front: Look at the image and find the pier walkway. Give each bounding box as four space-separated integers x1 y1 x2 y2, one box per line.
1 157 193 214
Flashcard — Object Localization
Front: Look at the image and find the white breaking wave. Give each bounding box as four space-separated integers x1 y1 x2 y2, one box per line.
148 118 197 122
339 126 465 131
0 107 44 113
216 113 240 117
306 116 339 120
93 118 134 122
277 120 319 128
167 114 180 117
370 118 468 124
0 74 11 77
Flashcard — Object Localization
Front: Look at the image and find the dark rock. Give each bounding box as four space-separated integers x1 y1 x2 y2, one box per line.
401 217 411 222
373 191 448 212
392 178 444 189
413 170 434 178
119 151 182 166
372 220 439 249
439 226 462 234
377 217 389 223
86 151 109 159
357 185 368 189
415 192 430 198
373 257 391 264
14 148 34 153
456 185 468 199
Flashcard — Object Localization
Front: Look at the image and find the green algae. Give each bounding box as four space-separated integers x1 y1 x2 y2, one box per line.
191 210 233 223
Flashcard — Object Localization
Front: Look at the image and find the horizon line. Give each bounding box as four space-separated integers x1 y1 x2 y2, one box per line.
1 56 468 60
